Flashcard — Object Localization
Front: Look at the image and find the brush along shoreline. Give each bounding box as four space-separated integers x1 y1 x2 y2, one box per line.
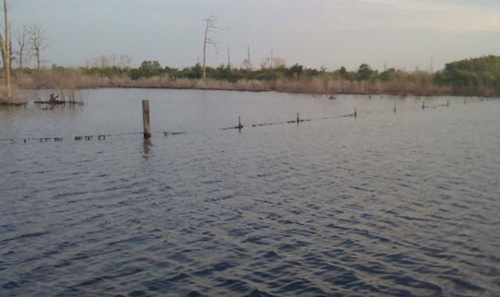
2 54 500 105
12 73 500 97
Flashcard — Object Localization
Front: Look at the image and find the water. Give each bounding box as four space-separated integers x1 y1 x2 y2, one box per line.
1 89 499 296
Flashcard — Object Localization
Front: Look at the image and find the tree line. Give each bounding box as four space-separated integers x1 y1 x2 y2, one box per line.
433 55 500 95
76 55 499 96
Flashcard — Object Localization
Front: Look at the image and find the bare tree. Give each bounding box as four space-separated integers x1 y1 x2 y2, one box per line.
27 24 47 70
119 54 132 69
86 53 133 69
110 53 117 68
0 0 12 100
14 25 28 71
98 54 109 68
202 16 224 79
273 57 286 68
242 45 252 70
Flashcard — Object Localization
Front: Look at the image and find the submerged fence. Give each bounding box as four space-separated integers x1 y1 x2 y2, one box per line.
1 96 496 145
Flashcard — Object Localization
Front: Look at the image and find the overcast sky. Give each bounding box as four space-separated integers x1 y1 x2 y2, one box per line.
10 0 500 71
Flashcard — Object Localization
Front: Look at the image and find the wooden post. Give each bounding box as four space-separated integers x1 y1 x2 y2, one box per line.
354 107 357 118
422 101 425 109
142 100 152 139
297 112 300 124
238 116 243 130
393 102 396 113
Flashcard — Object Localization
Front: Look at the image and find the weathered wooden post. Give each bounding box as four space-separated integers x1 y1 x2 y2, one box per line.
238 116 243 130
142 100 152 139
354 107 357 118
297 112 300 124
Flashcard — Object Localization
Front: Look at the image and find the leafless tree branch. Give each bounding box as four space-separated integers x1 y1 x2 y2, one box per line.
202 15 227 79
27 24 48 70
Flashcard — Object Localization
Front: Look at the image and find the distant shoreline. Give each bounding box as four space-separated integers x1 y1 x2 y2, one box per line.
14 74 497 98
2 55 499 104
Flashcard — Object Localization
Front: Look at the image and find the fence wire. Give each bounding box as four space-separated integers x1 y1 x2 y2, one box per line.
0 98 495 145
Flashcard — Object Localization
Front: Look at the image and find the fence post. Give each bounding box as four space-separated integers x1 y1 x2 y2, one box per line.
238 116 243 130
142 100 152 139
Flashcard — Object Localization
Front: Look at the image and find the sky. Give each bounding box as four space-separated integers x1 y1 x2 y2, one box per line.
10 0 500 72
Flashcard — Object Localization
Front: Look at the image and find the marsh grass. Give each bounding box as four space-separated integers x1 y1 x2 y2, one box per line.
5 64 497 98
0 85 29 105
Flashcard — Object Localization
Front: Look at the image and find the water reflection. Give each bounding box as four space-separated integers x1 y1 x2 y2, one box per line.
142 139 153 159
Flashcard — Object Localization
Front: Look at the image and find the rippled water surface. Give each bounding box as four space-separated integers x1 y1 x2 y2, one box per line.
1 89 499 296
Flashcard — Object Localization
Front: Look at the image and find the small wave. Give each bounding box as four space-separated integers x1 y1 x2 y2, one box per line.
192 260 236 276
1 280 19 289
215 277 252 294
0 231 49 244
244 288 279 297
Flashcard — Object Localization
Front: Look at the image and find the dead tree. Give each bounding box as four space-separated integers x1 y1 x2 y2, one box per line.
28 24 47 70
242 45 252 70
202 16 224 80
14 25 28 71
0 0 12 100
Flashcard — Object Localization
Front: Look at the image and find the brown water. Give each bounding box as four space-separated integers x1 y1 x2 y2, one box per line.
1 89 499 296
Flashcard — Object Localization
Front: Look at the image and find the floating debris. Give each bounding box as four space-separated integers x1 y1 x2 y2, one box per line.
34 93 84 106
163 132 187 136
